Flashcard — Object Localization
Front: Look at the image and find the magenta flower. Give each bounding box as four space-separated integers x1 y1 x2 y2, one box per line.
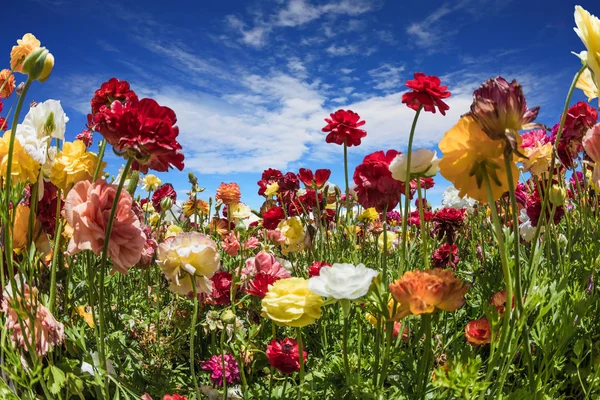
201 354 240 386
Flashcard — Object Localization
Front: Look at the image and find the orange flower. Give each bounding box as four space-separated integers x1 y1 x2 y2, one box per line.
182 198 209 218
0 69 15 98
389 268 470 319
216 182 241 205
10 34 41 73
465 317 492 346
489 290 515 315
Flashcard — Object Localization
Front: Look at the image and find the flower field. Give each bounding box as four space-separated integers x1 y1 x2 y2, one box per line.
3 5 600 400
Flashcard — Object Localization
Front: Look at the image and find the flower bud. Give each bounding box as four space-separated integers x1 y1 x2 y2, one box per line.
160 196 174 212
16 82 25 96
549 185 566 206
22 47 54 82
220 309 236 324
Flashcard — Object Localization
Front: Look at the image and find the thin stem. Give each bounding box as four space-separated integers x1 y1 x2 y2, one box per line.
342 311 351 387
343 138 351 226
417 314 432 399
416 178 429 269
48 199 63 314
296 327 305 399
190 275 201 399
93 139 107 182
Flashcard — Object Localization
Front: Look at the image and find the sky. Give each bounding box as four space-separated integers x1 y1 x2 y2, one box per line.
1 0 598 209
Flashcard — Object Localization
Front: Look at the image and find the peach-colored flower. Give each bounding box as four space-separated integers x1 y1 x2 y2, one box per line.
64 180 146 274
489 290 516 315
10 34 41 73
0 69 15 98
222 232 241 257
12 205 50 255
182 198 209 218
388 268 470 319
210 217 231 238
1 283 64 356
584 123 600 163
216 182 241 205
465 317 492 346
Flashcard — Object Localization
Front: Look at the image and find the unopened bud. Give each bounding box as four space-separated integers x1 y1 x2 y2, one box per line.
549 185 566 206
220 309 236 324
160 196 174 212
22 47 54 82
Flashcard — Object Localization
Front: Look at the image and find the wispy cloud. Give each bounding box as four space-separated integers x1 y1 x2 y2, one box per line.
368 64 405 90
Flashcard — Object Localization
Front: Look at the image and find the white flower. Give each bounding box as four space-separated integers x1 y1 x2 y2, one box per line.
22 99 69 140
229 202 251 220
518 209 539 242
389 149 439 182
308 263 378 300
441 186 477 212
16 122 50 165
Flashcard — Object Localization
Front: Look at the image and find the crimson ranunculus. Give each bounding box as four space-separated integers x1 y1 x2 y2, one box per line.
38 182 61 236
298 168 331 189
307 261 332 278
262 206 285 230
353 150 404 212
266 338 307 374
245 272 277 298
552 101 598 167
402 73 451 115
90 78 138 117
431 243 459 269
152 183 177 213
92 97 184 173
163 395 187 400
433 208 465 244
209 271 233 306
258 168 283 196
465 317 492 346
322 109 366 147
525 185 564 227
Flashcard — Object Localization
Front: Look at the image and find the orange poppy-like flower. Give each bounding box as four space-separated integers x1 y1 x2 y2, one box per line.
210 217 231 238
182 198 209 218
0 69 15 98
216 182 241 205
389 268 470 319
10 34 41 73
465 317 492 346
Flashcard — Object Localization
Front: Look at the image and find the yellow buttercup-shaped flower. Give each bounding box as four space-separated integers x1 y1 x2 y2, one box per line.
10 33 41 73
439 116 519 203
261 277 323 327
142 174 162 192
0 133 40 185
277 216 305 255
358 207 379 223
576 68 599 103
50 140 104 191
574 6 600 101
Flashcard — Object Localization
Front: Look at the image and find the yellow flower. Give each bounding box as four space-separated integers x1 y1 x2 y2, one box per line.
12 205 50 255
365 297 401 325
50 140 104 191
277 216 305 255
522 142 553 176
576 68 599 103
439 116 519 203
264 182 279 197
377 230 397 251
147 212 160 226
165 224 183 238
10 34 41 73
0 133 40 185
76 306 95 328
358 207 379 222
574 6 600 101
142 174 162 192
261 278 323 327
142 202 155 214
182 198 209 218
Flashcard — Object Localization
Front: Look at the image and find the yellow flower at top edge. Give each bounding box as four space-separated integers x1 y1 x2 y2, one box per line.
50 140 105 191
261 277 323 327
142 174 162 192
358 207 379 223
0 133 41 185
574 6 600 100
576 68 599 104
10 34 41 73
439 116 520 203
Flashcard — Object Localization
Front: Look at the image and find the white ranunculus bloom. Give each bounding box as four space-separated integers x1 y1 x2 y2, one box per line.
22 99 69 140
441 186 477 212
389 149 439 182
16 122 49 165
230 202 251 220
518 209 539 242
308 263 378 300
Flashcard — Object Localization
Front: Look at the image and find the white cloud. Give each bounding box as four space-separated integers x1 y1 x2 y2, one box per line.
368 64 405 90
326 44 360 56
288 57 308 78
340 68 354 74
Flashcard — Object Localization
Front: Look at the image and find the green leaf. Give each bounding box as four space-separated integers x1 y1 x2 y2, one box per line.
44 365 66 395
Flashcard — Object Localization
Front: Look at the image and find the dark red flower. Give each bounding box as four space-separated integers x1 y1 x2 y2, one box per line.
245 272 276 298
408 210 433 227
163 394 187 400
0 116 7 131
38 182 61 236
308 261 332 278
152 183 177 213
433 208 465 244
277 172 300 192
322 109 366 147
353 150 404 212
209 271 233 306
90 78 138 117
525 185 564 227
92 97 184 174
266 338 307 374
262 206 285 230
431 243 460 269
402 73 451 115
75 129 94 148
552 102 598 167
298 168 331 189
289 190 322 216
420 177 435 190
258 168 283 197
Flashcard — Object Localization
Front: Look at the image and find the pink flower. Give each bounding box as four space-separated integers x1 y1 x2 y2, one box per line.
583 123 600 163
222 232 241 257
243 237 260 250
136 225 158 270
242 251 291 281
1 283 64 356
64 180 146 274
521 129 551 149
353 150 405 212
201 354 240 386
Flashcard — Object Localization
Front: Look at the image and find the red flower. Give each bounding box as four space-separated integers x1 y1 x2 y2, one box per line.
92 96 184 174
298 168 331 189
258 168 283 196
489 290 515 315
0 116 7 131
402 73 451 115
262 206 285 230
163 395 187 400
209 271 233 306
152 183 177 212
353 150 404 212
525 184 564 227
245 272 276 298
90 77 138 117
431 243 459 269
38 182 61 236
75 129 94 148
420 177 435 190
277 172 300 192
289 190 322 216
552 101 598 167
266 338 307 374
322 109 366 147
433 208 465 244
465 317 492 346
308 261 332 278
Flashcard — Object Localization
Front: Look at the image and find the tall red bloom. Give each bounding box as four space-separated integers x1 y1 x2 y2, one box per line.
266 338 307 374
552 101 598 167
402 73 451 115
258 168 283 197
353 150 404 212
163 395 187 400
262 206 285 230
431 243 459 269
298 168 331 189
465 317 492 346
245 272 276 298
433 208 465 244
152 183 177 212
322 109 366 147
90 78 138 117
209 271 233 306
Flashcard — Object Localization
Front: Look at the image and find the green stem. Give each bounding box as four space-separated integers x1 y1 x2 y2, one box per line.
416 178 429 269
343 138 351 226
342 311 351 387
93 139 107 182
296 327 305 399
48 206 63 314
417 314 432 399
190 275 201 399
400 105 423 268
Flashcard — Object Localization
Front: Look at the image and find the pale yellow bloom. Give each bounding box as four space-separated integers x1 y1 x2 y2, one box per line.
358 207 379 222
377 230 397 251
147 213 160 226
142 202 156 213
0 133 40 185
576 68 599 103
50 140 104 191
165 224 183 238
264 182 279 197
574 6 600 100
261 278 323 327
522 142 553 176
277 217 305 255
142 174 162 192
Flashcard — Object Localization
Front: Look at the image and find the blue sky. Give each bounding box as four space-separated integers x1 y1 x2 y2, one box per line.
2 0 597 209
